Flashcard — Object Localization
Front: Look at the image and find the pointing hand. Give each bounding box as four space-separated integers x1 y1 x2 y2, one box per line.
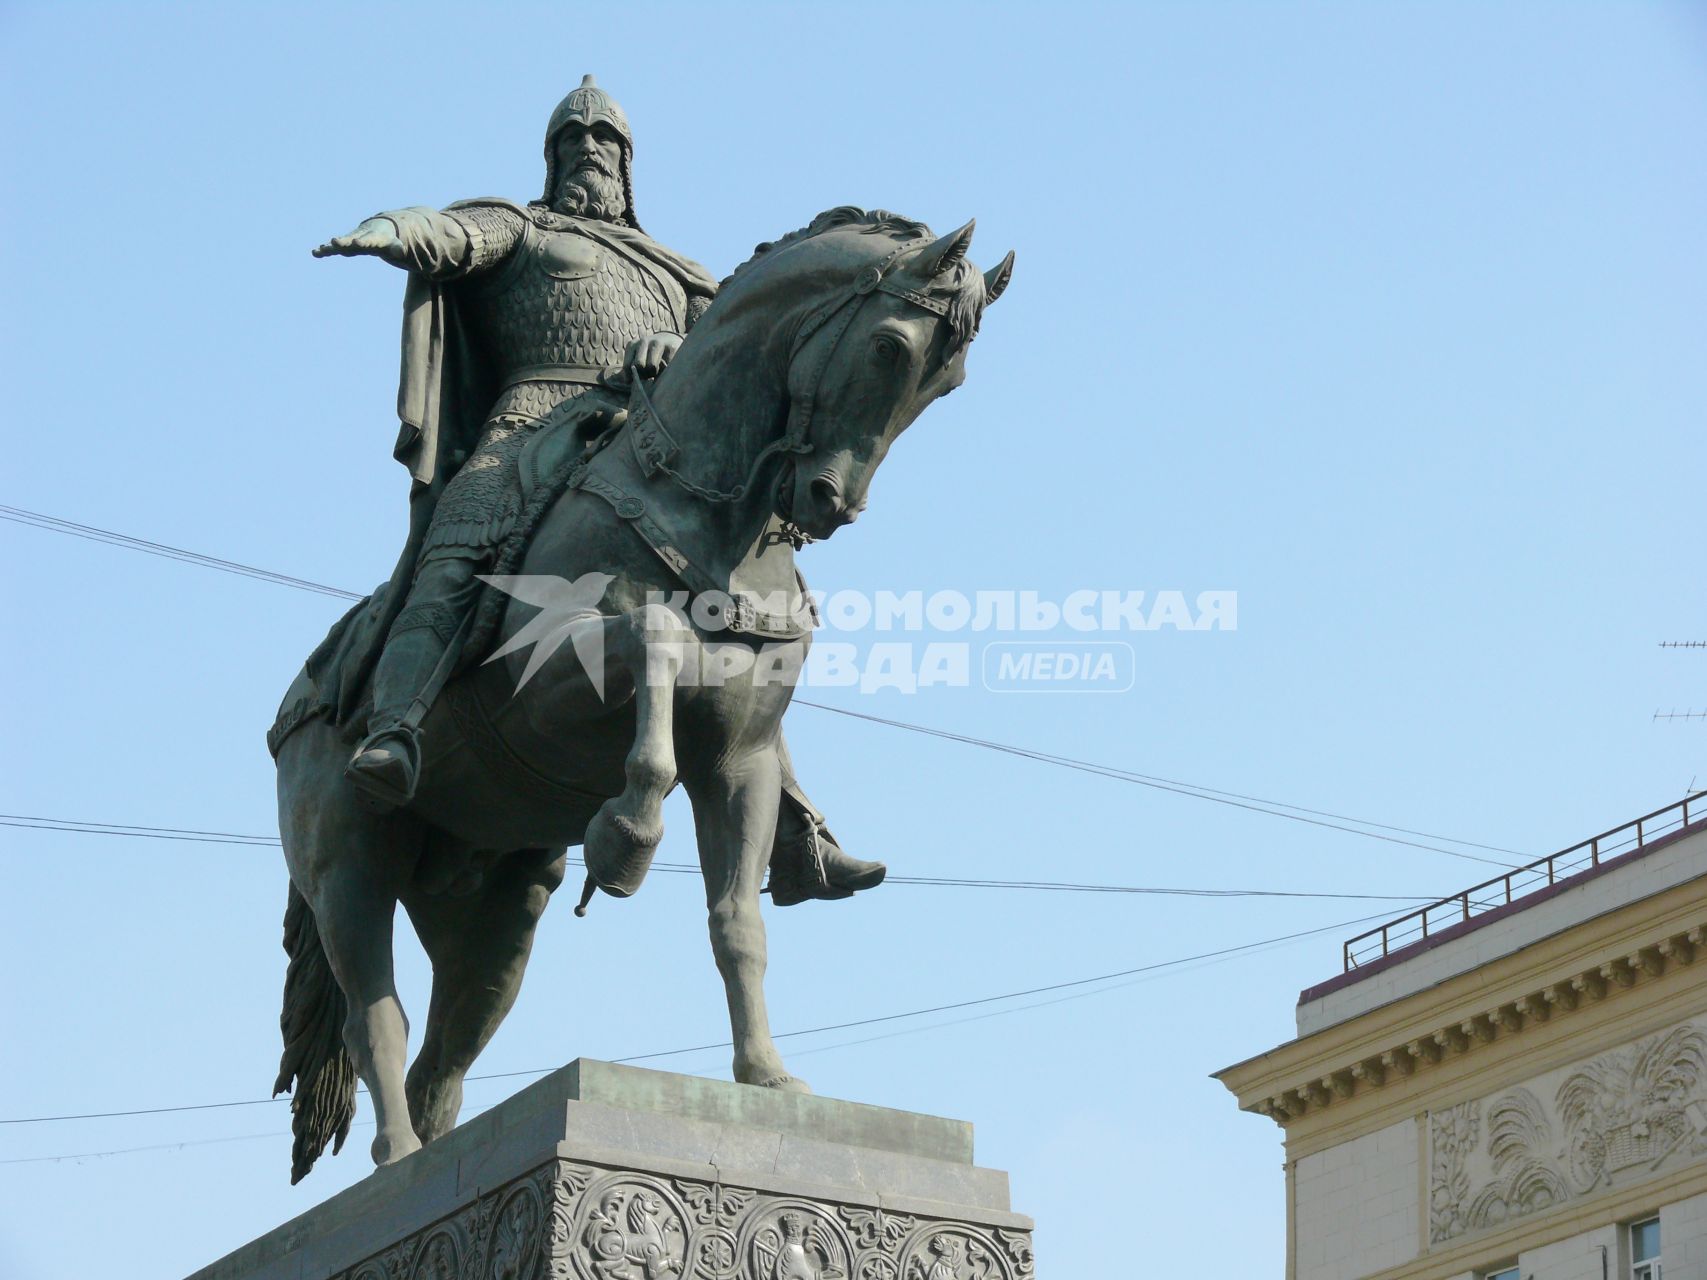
312 217 407 265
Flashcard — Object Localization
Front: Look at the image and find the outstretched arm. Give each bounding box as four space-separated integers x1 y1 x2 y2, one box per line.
312 205 523 280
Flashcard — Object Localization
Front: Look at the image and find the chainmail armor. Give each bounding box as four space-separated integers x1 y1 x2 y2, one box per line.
463 232 680 381
447 205 526 275
418 223 684 560
419 393 591 558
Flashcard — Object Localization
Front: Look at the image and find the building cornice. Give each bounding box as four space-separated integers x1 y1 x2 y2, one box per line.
1257 922 1702 1128
1216 878 1707 1137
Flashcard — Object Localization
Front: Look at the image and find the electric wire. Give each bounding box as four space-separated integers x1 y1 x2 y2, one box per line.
0 506 362 601
0 814 1442 903
794 699 1526 869
1 502 1519 869
0 509 1525 1152
0 908 1386 1142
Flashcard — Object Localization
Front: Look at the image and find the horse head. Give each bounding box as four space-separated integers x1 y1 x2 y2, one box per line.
701 207 1014 542
780 213 1014 539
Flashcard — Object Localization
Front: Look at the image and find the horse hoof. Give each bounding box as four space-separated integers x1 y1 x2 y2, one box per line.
371 1129 422 1167
583 804 661 897
755 1074 812 1095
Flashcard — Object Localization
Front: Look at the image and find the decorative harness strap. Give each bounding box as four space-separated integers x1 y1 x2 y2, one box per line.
773 236 944 474
574 469 818 641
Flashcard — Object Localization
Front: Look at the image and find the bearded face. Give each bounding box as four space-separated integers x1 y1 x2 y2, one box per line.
551 121 627 222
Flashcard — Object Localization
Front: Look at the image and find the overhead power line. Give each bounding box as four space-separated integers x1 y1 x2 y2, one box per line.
3 503 1520 867
0 816 280 847
794 700 1525 869
0 505 362 601
0 907 1388 1135
0 1130 295 1166
0 814 1439 904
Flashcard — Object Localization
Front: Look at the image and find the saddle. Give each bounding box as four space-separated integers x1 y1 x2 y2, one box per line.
459 387 629 663
267 389 626 758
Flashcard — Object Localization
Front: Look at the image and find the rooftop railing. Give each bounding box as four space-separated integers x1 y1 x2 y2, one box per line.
1343 791 1706 972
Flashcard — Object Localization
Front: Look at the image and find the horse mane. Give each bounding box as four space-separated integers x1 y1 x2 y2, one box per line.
718 205 989 353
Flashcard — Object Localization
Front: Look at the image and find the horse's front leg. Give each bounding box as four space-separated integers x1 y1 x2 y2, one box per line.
683 739 806 1092
582 603 689 897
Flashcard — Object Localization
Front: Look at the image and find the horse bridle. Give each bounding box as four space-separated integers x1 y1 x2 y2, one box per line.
625 235 946 507
558 237 955 642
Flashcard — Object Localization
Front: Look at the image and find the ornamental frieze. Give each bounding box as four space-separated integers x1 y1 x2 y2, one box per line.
328 1161 1033 1280
1428 1014 1707 1243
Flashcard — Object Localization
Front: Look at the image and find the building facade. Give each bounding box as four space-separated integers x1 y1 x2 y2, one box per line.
1218 794 1707 1280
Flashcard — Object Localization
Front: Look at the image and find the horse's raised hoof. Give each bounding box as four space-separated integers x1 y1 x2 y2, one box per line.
583 802 662 897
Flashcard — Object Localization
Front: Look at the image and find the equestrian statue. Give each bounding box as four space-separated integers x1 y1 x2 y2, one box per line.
267 76 1014 1182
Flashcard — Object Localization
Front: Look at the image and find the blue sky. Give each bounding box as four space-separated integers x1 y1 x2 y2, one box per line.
1 2 1704 1276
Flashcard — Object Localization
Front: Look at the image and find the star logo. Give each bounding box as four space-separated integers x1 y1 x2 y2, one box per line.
478 572 616 698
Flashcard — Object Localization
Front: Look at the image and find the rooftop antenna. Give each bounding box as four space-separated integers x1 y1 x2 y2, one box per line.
1655 642 1704 815
1653 646 1705 819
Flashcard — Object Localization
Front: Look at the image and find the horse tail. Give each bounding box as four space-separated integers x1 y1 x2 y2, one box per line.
274 881 356 1184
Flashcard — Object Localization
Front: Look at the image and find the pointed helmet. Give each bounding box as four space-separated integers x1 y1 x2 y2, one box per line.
541 75 639 226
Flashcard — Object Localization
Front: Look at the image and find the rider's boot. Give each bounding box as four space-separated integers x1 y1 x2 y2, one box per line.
345 623 444 812
347 555 480 811
767 791 887 907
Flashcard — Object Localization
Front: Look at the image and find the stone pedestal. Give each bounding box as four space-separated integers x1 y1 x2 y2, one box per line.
190 1059 1034 1280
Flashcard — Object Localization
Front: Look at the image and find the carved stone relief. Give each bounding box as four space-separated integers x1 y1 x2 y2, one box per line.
327 1161 1033 1280
1429 1015 1707 1243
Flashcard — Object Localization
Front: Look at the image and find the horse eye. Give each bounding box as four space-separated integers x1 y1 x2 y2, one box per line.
873 335 900 361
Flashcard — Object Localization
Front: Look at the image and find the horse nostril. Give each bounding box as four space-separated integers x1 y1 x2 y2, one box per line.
810 476 843 512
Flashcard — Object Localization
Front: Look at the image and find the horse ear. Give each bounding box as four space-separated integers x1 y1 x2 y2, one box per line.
920 219 975 276
982 250 1015 304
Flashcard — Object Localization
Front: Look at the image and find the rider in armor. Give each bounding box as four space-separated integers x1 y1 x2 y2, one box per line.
313 77 882 905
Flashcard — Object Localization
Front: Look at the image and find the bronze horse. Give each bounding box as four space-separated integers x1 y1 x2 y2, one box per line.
270 207 1013 1180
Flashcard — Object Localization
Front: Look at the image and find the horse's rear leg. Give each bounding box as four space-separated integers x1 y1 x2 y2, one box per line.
312 867 420 1166
402 848 567 1144
280 724 422 1169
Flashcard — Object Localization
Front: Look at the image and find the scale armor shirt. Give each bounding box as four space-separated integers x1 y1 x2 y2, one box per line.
422 208 687 558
